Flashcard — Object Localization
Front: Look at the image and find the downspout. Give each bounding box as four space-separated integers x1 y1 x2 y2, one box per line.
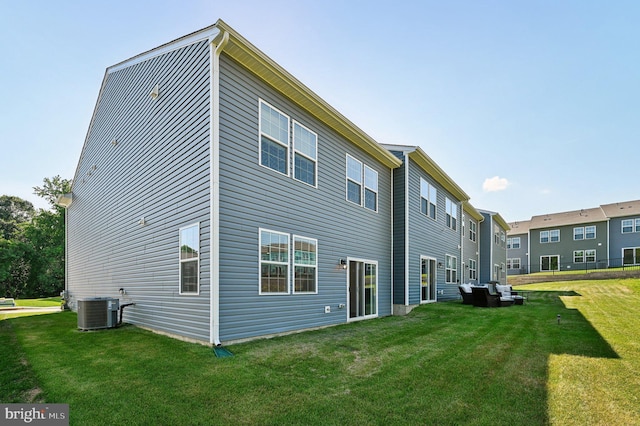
390 168 394 315
404 154 410 307
209 29 229 346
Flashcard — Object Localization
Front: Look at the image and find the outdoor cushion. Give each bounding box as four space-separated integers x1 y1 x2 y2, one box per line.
496 284 511 297
460 284 472 293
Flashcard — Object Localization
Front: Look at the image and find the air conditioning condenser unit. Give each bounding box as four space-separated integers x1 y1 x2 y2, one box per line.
77 297 119 330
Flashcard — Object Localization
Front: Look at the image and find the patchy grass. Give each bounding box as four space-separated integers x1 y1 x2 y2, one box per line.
1 280 638 425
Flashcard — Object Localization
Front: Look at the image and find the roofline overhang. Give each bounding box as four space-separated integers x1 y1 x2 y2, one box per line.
214 20 402 170
399 146 469 202
463 201 484 222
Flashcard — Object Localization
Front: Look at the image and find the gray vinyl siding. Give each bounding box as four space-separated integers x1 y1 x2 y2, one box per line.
391 154 407 305
405 159 462 303
608 217 640 264
217 54 393 342
529 222 608 272
507 233 528 274
463 217 480 284
479 213 507 284
66 40 212 342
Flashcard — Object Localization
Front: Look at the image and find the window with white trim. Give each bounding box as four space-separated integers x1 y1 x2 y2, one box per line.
540 229 560 243
573 227 584 240
622 218 640 233
259 100 290 175
179 224 199 294
445 254 457 283
507 237 520 249
586 249 596 262
469 221 477 242
259 229 289 294
364 165 378 212
420 178 437 219
507 258 521 269
468 258 477 280
293 235 317 293
574 250 584 263
346 155 363 205
293 121 317 186
445 198 457 230
574 226 596 240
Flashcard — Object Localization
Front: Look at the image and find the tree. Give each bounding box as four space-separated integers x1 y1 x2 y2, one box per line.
33 175 72 209
0 195 35 240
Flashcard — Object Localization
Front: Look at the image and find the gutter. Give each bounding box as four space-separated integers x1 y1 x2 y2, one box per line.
209 28 229 346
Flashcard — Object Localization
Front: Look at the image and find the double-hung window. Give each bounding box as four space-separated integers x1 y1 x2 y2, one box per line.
259 229 289 294
585 249 596 262
293 236 317 293
346 155 363 205
622 219 640 233
574 227 584 240
574 250 584 263
585 226 596 239
364 166 378 212
179 224 199 294
541 229 560 243
445 198 457 230
420 178 437 219
468 259 477 280
507 258 521 269
507 237 520 249
469 221 477 242
293 121 317 186
260 101 289 175
445 254 457 283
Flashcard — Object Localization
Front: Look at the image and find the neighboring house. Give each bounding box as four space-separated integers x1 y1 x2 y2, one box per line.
527 208 608 273
506 220 530 274
382 144 469 314
598 200 640 267
61 20 403 345
478 210 510 284
462 202 483 285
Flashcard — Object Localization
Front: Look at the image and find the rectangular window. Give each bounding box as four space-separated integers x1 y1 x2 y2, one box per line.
420 178 437 219
508 237 521 249
550 229 560 242
293 121 317 186
346 155 363 205
574 227 584 240
469 221 477 242
259 100 290 175
637 219 640 233
179 224 199 294
574 250 584 263
293 236 317 293
259 229 289 294
622 219 633 233
445 198 457 230
445 254 457 284
585 226 596 239
468 259 477 280
364 165 378 212
540 230 549 243
507 258 521 269
585 249 596 263
540 255 560 271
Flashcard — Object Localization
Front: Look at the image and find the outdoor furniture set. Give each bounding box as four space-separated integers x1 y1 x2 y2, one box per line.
458 284 525 307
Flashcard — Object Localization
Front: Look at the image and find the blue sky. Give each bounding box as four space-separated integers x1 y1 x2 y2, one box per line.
1 0 638 221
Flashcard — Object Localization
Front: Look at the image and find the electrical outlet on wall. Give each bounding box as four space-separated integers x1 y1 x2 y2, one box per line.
324 306 331 314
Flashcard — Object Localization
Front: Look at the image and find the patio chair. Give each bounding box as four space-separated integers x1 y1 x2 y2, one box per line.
496 284 524 305
458 284 474 305
471 286 514 307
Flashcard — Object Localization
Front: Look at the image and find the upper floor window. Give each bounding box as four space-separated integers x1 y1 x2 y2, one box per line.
540 229 560 243
469 221 477 242
574 226 596 240
622 218 640 233
259 101 289 175
346 155 378 212
420 178 437 220
445 198 457 230
364 165 378 212
507 237 521 249
293 121 317 186
179 224 200 294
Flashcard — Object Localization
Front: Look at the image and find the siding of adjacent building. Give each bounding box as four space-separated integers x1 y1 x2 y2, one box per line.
67 40 213 341
479 212 508 284
217 53 394 342
462 211 481 284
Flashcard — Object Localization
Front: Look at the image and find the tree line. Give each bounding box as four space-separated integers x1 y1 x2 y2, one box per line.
0 176 71 299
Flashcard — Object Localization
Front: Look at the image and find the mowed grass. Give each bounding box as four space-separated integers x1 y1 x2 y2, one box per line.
1 280 638 425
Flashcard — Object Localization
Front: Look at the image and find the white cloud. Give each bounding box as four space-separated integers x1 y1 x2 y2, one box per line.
482 176 510 192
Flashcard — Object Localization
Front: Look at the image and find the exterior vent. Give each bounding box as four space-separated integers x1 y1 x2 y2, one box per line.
77 298 119 330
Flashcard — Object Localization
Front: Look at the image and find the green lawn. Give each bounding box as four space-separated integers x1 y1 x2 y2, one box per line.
1 280 639 425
